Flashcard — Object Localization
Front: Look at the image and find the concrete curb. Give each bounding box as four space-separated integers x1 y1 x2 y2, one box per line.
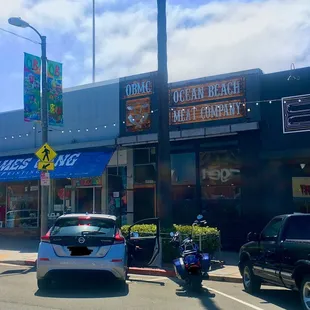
0 259 242 283
2 260 36 267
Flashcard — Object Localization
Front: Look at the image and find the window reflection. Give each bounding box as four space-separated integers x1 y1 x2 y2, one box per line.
171 153 196 185
200 150 241 200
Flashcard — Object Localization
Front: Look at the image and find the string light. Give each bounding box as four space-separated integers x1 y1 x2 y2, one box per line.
2 94 309 142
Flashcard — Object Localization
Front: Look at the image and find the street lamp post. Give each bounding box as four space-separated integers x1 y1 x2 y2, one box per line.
156 0 172 227
8 17 49 237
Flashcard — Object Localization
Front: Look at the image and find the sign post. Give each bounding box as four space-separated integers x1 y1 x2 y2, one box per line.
35 143 57 235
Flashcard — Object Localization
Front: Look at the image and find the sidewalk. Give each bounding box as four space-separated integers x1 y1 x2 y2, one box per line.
0 237 242 283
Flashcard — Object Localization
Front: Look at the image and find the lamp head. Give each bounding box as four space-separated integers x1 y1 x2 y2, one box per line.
8 17 29 28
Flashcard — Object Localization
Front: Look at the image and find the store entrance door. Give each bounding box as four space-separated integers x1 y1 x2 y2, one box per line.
133 185 156 222
76 187 101 214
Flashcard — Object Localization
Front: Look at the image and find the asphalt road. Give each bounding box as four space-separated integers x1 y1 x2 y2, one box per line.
0 264 303 310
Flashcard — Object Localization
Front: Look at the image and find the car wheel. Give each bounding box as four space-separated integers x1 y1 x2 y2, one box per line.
37 278 51 291
242 262 261 294
300 276 310 310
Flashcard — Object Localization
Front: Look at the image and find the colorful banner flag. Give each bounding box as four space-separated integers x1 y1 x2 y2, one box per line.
47 60 63 126
24 53 41 122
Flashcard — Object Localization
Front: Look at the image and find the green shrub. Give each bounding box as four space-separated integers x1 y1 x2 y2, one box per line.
121 224 220 263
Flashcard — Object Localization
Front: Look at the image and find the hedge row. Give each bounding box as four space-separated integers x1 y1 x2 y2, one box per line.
121 224 220 263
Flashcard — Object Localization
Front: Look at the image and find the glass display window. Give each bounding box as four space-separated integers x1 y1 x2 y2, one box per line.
6 181 39 228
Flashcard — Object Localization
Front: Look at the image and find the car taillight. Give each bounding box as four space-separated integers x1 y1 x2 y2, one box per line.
41 230 51 243
114 231 125 244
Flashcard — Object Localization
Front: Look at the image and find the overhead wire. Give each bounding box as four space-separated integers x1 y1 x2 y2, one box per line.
0 27 40 45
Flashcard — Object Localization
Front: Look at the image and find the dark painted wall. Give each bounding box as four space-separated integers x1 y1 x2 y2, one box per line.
260 67 310 153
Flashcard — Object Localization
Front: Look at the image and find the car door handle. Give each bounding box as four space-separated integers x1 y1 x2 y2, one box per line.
266 250 275 256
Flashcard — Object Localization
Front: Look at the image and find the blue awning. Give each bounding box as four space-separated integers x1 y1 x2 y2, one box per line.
0 151 114 182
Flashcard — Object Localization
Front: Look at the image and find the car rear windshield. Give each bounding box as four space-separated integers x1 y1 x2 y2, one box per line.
51 217 116 237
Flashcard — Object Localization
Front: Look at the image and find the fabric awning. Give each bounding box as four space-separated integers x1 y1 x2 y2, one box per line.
0 150 114 182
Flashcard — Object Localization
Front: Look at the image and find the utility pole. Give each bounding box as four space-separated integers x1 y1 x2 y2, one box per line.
156 0 172 227
40 35 49 237
8 17 49 237
92 0 96 83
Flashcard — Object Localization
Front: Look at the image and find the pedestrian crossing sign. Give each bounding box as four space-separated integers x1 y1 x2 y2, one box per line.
38 161 55 171
35 143 57 163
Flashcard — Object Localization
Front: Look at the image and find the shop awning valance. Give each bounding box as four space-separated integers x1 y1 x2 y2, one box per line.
0 151 114 182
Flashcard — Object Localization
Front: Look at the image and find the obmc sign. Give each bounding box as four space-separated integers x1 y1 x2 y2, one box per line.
125 80 152 97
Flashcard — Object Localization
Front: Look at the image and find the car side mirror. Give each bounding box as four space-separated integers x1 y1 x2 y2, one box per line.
247 232 259 242
130 232 139 238
197 214 203 221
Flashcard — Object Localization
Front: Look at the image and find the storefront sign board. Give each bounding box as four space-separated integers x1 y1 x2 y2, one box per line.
292 177 310 199
35 143 57 163
0 151 113 182
40 172 50 186
170 100 246 125
282 94 310 134
125 97 151 132
169 77 245 105
73 177 102 187
119 72 157 134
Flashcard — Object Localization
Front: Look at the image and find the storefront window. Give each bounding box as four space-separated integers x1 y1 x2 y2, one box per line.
200 150 242 226
73 177 102 214
134 164 156 184
200 150 241 200
6 181 39 228
107 166 127 225
51 179 72 217
0 185 6 227
171 153 196 185
292 176 310 213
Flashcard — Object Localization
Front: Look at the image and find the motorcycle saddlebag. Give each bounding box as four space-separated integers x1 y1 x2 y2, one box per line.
173 257 187 280
201 253 211 272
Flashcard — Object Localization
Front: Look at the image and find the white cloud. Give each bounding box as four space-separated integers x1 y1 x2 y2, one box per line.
1 0 310 95
77 0 310 84
0 0 86 35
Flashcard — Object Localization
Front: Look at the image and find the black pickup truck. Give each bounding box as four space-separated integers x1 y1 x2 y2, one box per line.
238 213 310 310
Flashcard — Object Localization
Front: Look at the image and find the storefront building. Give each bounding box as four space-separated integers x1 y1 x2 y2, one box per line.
259 66 310 223
2 65 309 246
118 69 263 249
0 79 125 236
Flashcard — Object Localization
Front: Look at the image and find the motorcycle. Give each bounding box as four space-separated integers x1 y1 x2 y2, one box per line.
170 214 211 291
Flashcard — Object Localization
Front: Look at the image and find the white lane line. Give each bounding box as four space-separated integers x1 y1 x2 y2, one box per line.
204 286 264 310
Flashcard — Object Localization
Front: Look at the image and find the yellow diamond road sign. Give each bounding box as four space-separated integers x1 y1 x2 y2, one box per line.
38 161 55 171
35 143 57 163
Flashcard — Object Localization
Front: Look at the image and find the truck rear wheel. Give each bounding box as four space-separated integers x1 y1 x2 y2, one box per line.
242 262 261 294
300 276 310 310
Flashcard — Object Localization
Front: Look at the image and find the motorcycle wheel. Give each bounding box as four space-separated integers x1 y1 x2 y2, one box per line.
190 276 202 291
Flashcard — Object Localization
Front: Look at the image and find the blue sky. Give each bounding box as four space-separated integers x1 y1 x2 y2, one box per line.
0 0 309 112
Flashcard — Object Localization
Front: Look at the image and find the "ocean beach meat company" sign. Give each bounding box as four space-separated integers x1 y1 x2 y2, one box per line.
169 77 246 125
170 77 245 105
170 100 246 125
